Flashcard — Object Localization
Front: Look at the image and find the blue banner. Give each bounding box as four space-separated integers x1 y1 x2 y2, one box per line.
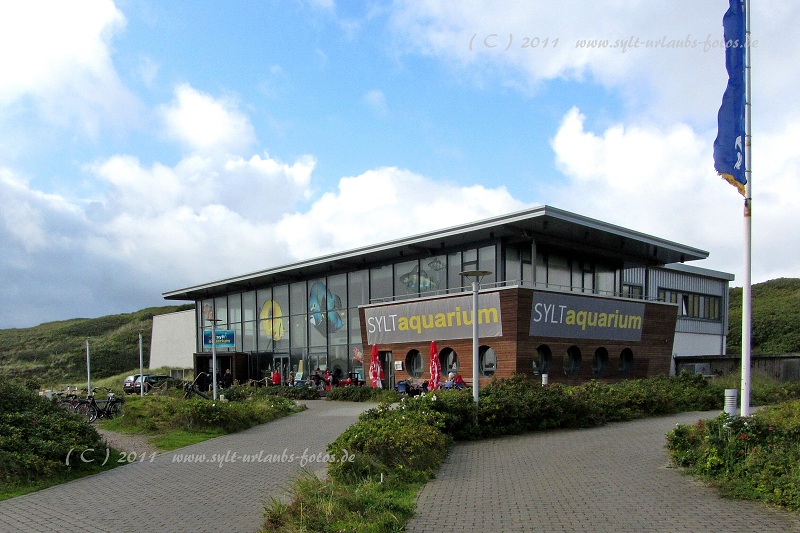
712 0 746 196
203 329 235 348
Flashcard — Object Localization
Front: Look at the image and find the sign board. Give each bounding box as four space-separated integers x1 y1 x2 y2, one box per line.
529 292 645 342
203 329 235 348
365 292 502 345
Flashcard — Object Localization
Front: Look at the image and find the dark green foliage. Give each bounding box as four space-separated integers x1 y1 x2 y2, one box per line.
117 393 300 434
326 386 400 403
327 402 450 484
223 384 320 402
667 403 800 511
0 378 104 485
728 278 800 355
0 305 193 383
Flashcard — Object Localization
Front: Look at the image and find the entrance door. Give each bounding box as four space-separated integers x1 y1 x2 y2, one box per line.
274 355 290 384
379 351 394 389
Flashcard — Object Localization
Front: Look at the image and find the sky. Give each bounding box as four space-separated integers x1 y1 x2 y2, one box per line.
1 0 798 329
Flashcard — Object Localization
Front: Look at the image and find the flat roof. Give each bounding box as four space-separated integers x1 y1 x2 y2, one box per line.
164 205 709 301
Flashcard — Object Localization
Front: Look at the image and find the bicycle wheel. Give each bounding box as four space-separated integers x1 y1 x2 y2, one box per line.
73 401 91 420
109 401 124 419
84 404 99 423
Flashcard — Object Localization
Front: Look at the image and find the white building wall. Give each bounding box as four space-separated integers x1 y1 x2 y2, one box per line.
672 331 726 357
150 309 196 369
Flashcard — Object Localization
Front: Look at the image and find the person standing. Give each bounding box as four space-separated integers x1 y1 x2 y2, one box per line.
272 368 282 386
222 368 233 389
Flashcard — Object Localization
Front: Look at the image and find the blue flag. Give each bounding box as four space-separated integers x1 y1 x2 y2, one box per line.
713 0 746 196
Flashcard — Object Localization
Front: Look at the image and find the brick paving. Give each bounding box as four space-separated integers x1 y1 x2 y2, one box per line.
5 404 800 533
407 410 800 533
0 400 374 533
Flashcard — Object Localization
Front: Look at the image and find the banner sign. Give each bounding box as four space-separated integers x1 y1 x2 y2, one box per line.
529 292 645 342
365 292 502 345
203 329 235 348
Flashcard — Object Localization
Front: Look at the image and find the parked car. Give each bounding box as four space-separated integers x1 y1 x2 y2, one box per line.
133 374 182 393
123 374 142 394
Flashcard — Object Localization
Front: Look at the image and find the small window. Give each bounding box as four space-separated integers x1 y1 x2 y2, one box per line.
479 345 496 377
439 347 459 373
564 346 581 378
405 349 423 378
534 344 552 376
592 347 609 377
619 348 634 376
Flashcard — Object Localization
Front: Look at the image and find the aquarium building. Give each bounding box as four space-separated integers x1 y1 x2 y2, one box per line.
162 205 733 388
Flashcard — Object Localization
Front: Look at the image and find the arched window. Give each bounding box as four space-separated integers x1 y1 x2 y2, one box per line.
564 346 581 378
534 344 552 376
592 347 609 377
479 345 496 377
619 348 634 376
405 349 423 378
439 347 459 374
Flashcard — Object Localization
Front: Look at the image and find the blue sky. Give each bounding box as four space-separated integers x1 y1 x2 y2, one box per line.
1 0 798 328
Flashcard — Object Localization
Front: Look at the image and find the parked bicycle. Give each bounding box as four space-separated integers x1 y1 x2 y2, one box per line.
183 372 211 400
74 387 124 423
53 389 84 411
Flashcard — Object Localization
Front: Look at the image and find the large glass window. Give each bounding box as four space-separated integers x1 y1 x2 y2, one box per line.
447 251 462 293
478 245 496 284
290 282 306 318
548 255 570 289
423 255 447 293
370 265 393 301
290 282 308 350
228 293 242 327
308 278 328 347
348 270 369 344
242 291 256 322
326 274 348 346
596 266 617 295
395 260 420 298
505 247 521 284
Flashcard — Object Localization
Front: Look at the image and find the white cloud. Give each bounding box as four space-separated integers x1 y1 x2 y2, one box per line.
0 0 139 139
160 84 256 154
274 166 527 260
546 107 800 285
389 1 800 125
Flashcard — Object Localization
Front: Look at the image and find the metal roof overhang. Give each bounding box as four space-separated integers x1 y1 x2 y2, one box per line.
163 205 709 301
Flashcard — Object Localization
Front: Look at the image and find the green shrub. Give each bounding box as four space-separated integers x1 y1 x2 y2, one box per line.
114 394 300 434
667 402 800 511
0 378 104 485
328 402 450 483
326 386 400 403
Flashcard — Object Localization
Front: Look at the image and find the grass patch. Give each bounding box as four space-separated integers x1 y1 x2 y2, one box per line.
263 470 419 533
151 429 226 451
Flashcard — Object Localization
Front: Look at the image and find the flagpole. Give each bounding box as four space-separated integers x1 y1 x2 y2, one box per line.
740 0 752 417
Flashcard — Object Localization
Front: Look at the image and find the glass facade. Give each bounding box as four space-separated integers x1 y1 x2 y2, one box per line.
195 241 630 378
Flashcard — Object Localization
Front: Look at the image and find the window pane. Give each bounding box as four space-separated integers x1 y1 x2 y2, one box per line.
423 255 447 293
370 265 393 301
395 260 420 297
326 274 347 345
308 279 328 347
478 245 496 284
348 270 369 307
447 251 462 293
548 255 570 289
242 291 256 322
505 247 521 284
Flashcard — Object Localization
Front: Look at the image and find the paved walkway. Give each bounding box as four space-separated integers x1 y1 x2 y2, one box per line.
0 400 375 533
5 406 800 532
407 410 800 533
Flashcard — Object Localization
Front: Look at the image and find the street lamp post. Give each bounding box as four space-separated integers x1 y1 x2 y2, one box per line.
460 270 492 414
207 318 221 401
